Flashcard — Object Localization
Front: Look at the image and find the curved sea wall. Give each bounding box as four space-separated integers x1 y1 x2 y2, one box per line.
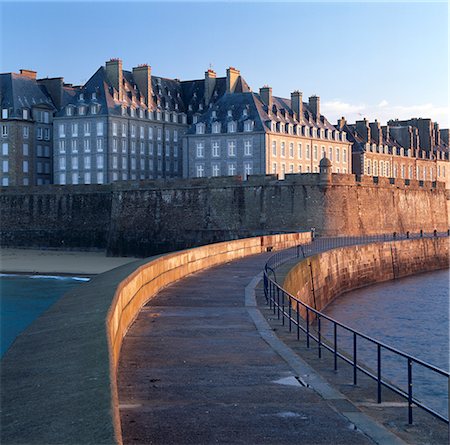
1 232 310 445
283 237 449 319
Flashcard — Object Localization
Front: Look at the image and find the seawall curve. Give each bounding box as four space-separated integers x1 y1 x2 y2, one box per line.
283 237 449 319
0 232 310 445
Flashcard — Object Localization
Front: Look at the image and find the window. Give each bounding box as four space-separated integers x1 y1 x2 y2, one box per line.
66 107 73 116
212 163 220 177
131 141 136 154
84 139 90 152
90 105 97 115
212 141 220 157
212 122 221 134
2 109 8 119
273 163 277 174
79 106 85 116
244 121 253 132
298 165 302 173
289 143 294 158
1 125 7 137
298 143 302 159
113 139 118 152
23 178 29 185
272 141 277 156
227 121 236 133
44 128 50 140
122 140 127 153
244 161 252 178
157 143 162 156
306 144 310 160
112 156 118 169
96 122 103 136
84 157 91 170
23 144 28 156
140 141 145 155
281 163 286 177
2 160 9 172
289 164 294 173
72 156 78 170
96 138 103 152
173 147 178 158
196 164 205 177
149 127 154 139
122 156 128 170
173 130 178 142
84 172 91 183
336 148 340 163
328 147 333 161
196 142 205 158
59 124 65 138
131 157 137 170
37 127 43 140
59 173 66 184
72 173 78 184
122 123 126 137
84 122 90 136
227 141 236 157
97 172 104 184
196 123 205 135
59 140 66 153
321 146 326 159
228 163 237 176
131 125 136 138
280 142 285 157
244 140 252 156
96 155 104 170
343 148 347 163
2 143 8 155
140 126 144 139
157 128 162 140
313 145 318 161
140 159 145 171
112 122 118 136
166 146 170 157
165 129 170 142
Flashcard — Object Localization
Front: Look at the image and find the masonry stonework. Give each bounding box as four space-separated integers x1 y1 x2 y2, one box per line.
0 175 447 257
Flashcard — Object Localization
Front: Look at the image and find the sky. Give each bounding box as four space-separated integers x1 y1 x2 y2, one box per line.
1 1 448 127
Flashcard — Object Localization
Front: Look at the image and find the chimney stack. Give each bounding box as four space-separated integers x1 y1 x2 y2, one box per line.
369 120 382 145
106 58 123 99
337 116 346 130
308 95 320 121
132 64 152 106
356 118 371 143
204 69 216 105
20 69 37 80
226 67 240 93
291 91 303 121
260 86 272 111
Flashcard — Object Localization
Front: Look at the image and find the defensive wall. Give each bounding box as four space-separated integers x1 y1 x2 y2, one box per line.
1 232 310 445
0 173 448 257
283 237 449 318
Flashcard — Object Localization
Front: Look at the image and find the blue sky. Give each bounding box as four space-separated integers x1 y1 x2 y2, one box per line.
1 1 448 126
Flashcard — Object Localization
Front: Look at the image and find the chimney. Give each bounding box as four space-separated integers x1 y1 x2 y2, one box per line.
356 118 371 143
308 95 320 121
37 77 64 109
204 69 216 105
20 69 37 80
106 58 123 99
132 64 152 106
226 66 240 93
337 116 346 130
369 120 382 145
291 91 303 121
260 86 272 111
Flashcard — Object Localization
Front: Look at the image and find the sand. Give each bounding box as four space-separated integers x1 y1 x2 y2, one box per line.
0 248 140 275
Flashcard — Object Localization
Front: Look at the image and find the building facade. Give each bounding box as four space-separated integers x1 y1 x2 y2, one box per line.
0 70 55 186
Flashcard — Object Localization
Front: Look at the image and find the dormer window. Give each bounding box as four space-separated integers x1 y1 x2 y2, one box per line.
78 106 85 116
199 103 203 111
131 108 136 117
228 121 236 133
139 109 144 119
22 109 29 120
181 114 187 124
244 120 254 132
66 107 73 116
227 109 233 118
212 110 217 118
304 126 309 137
157 111 161 120
193 115 198 124
196 123 205 134
212 122 221 134
79 93 84 101
121 106 127 116
90 105 97 115
92 92 97 100
188 104 193 111
243 109 248 118
341 132 346 141
175 103 179 110
165 112 170 122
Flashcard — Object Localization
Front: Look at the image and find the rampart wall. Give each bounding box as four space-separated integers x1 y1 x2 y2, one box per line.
283 237 449 319
0 174 448 257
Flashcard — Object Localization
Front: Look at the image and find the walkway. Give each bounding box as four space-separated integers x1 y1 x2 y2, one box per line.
118 253 374 444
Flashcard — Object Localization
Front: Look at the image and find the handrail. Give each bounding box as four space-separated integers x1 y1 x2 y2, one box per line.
263 231 450 425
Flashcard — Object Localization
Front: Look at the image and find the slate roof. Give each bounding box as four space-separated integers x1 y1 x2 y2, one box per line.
0 72 55 117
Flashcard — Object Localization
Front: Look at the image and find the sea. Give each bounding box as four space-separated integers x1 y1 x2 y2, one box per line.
0 274 89 357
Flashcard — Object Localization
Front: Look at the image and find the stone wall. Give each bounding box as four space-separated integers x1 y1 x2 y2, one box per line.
283 237 449 319
0 174 448 257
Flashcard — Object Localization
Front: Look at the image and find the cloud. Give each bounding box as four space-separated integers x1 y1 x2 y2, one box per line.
321 99 449 127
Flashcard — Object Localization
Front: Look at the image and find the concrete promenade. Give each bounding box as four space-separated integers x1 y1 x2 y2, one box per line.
118 253 397 444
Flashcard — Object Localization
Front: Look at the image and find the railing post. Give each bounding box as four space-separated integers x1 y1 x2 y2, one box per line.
296 304 300 340
306 308 310 348
334 323 337 371
408 358 413 424
288 297 292 332
318 316 322 358
281 291 285 326
277 287 280 319
377 344 382 403
353 332 357 385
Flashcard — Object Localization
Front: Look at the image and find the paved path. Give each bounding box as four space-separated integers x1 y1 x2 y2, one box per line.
118 253 375 444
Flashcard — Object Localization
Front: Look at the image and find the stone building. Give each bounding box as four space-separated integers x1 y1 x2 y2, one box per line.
183 68 352 178
341 117 449 187
0 70 55 186
51 59 188 185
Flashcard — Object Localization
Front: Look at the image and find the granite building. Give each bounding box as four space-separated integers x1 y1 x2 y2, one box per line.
0 70 55 186
183 68 352 178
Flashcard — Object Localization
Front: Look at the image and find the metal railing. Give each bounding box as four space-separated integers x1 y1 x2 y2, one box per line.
263 231 449 424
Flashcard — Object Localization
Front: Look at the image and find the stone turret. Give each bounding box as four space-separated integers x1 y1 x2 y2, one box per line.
319 156 332 187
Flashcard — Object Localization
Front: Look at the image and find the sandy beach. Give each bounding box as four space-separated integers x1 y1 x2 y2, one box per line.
0 248 140 275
